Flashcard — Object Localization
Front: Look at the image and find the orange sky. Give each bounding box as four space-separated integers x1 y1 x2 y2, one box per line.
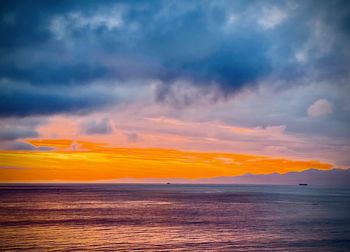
0 139 332 182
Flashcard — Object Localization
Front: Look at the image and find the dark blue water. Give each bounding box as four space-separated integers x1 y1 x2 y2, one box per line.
0 184 349 251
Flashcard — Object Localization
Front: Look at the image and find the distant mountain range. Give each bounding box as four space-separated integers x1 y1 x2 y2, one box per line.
113 169 350 186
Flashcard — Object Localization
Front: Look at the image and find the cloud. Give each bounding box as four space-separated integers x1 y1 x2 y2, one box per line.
81 118 113 135
2 0 348 113
0 79 115 117
308 99 333 117
0 117 45 141
124 132 138 142
258 6 288 29
0 126 38 140
155 80 222 108
49 10 124 40
5 141 36 150
3 141 53 151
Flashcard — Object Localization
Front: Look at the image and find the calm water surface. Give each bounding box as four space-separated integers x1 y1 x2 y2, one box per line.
0 184 349 251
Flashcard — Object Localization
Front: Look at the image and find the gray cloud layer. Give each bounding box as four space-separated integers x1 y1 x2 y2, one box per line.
0 0 349 116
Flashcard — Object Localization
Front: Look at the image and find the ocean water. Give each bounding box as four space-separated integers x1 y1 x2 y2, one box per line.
0 184 349 251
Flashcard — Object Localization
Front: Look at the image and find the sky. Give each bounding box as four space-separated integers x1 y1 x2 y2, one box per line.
0 0 349 182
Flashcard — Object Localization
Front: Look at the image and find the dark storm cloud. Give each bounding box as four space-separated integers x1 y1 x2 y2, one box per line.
0 81 115 117
0 63 110 86
0 0 349 116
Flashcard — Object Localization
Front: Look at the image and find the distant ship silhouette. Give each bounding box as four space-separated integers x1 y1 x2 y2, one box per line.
299 183 308 186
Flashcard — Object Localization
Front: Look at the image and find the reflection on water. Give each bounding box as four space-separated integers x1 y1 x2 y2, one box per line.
0 184 349 251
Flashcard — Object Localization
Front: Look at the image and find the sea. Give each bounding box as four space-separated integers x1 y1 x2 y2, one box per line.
0 184 349 251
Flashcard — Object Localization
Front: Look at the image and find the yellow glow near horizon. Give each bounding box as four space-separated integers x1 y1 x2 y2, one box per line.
0 139 332 182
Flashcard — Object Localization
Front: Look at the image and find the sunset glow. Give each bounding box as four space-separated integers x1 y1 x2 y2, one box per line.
0 139 331 182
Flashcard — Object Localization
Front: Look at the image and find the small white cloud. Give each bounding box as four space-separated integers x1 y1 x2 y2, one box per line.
295 50 307 63
258 7 287 29
222 14 237 32
226 14 236 26
69 11 123 31
49 16 68 40
227 15 236 24
307 99 333 117
49 9 123 40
